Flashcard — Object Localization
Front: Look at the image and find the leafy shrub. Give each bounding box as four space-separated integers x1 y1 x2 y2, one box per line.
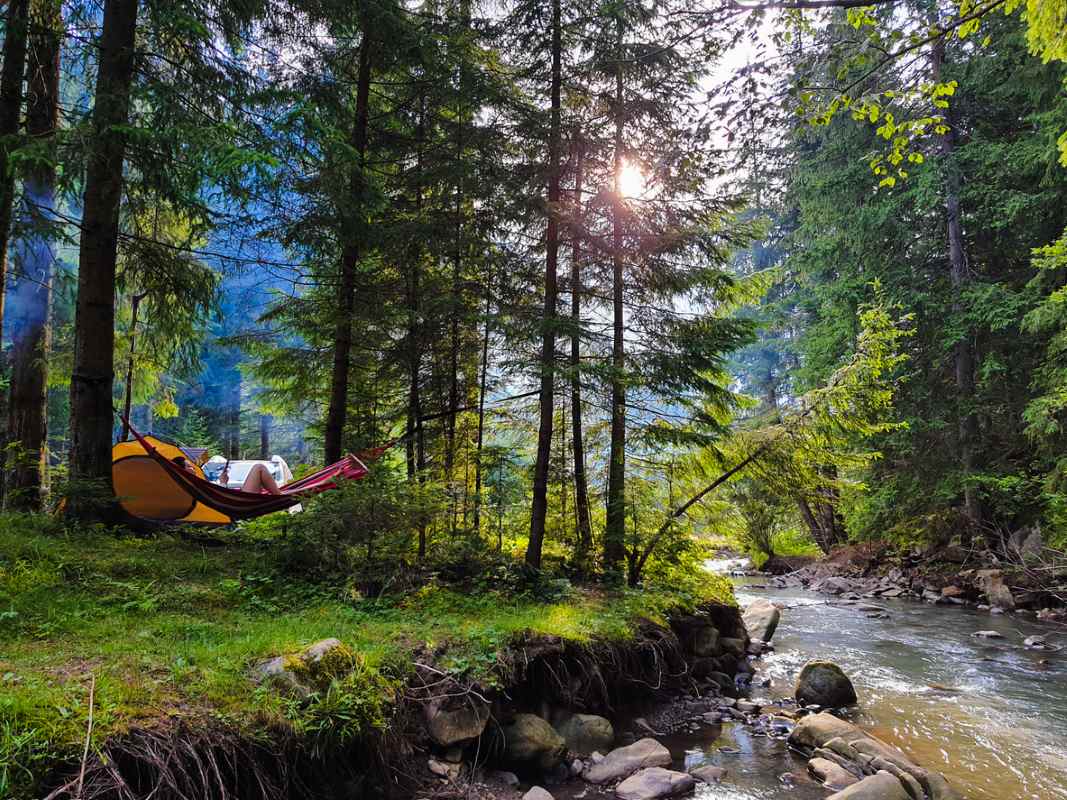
274 469 437 589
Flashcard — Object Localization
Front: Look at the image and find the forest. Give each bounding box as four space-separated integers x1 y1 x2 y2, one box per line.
2 0 1067 799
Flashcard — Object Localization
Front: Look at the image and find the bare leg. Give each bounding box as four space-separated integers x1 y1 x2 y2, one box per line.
242 463 282 495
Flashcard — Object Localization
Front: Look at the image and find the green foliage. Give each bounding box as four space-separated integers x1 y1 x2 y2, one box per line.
275 468 439 582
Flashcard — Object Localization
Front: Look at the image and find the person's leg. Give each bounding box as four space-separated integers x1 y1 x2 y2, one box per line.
242 463 283 495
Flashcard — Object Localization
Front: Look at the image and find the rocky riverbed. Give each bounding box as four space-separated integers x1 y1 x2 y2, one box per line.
416 583 982 800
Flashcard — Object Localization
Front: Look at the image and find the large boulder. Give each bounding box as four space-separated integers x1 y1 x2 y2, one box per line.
789 713 862 750
615 768 695 800
796 661 858 708
503 714 566 770
975 569 1015 610
555 714 614 757
742 598 781 643
691 626 721 656
825 772 910 800
424 696 491 747
808 758 860 791
583 739 671 784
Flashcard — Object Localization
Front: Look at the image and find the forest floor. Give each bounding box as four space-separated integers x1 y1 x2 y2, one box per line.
0 513 733 798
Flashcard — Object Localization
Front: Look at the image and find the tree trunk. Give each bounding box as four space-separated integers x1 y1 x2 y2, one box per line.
323 35 372 464
120 292 144 441
68 0 139 518
0 0 30 340
259 414 271 459
6 0 59 512
407 96 428 558
473 266 492 536
931 38 980 533
525 0 562 569
604 18 627 572
569 136 594 565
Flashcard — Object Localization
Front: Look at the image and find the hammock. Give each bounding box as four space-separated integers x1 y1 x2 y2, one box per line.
124 422 371 521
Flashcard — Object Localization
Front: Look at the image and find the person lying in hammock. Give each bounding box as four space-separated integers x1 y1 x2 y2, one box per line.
172 456 283 495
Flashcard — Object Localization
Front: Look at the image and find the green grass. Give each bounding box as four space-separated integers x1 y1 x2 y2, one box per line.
0 513 732 797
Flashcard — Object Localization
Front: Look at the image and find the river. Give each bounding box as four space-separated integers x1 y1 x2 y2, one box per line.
665 558 1067 800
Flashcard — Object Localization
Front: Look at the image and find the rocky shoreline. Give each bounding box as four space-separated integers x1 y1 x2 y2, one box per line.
754 544 1066 624
417 595 964 800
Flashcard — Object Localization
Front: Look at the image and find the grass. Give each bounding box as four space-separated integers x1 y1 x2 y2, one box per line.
0 513 733 798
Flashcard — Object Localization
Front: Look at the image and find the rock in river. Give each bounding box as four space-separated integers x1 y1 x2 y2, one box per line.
503 714 566 770
742 598 781 643
808 757 859 791
555 714 614 757
616 767 695 800
583 738 671 784
826 771 910 800
795 660 858 708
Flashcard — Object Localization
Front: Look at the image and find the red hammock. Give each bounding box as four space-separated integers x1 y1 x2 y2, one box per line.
125 422 371 520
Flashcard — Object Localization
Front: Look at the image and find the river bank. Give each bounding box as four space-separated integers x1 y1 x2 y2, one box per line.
0 519 745 800
754 543 1067 623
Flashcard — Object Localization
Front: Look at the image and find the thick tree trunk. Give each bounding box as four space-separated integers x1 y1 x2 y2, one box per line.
323 36 372 464
68 0 139 517
604 19 627 572
931 39 981 533
526 0 562 569
473 267 492 536
0 0 30 339
569 136 593 565
6 0 60 511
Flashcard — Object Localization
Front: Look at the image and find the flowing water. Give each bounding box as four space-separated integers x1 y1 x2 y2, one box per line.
661 559 1067 800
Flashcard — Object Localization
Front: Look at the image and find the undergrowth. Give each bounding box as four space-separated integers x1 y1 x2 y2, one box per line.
0 513 732 798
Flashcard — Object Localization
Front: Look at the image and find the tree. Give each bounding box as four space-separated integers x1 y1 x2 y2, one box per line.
0 0 29 340
5 0 61 510
526 0 563 568
67 0 139 515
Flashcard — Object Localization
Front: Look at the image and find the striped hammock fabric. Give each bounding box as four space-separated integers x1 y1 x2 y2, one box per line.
124 422 371 521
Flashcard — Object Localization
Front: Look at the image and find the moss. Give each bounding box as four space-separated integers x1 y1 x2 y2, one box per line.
0 514 734 798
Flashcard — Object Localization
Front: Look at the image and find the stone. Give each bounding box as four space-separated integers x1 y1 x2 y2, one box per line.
975 569 1015 610
555 714 615 757
746 640 766 656
742 598 781 643
615 768 695 800
808 757 860 791
424 696 491 747
795 661 858 708
736 700 760 714
789 713 859 750
820 576 853 594
881 588 905 598
689 765 725 784
972 630 1003 639
503 714 566 770
691 626 721 656
583 739 672 784
825 772 910 800
444 747 463 763
523 787 555 800
253 638 351 697
492 770 520 787
719 637 747 657
428 758 460 780
940 586 964 598
1024 635 1048 649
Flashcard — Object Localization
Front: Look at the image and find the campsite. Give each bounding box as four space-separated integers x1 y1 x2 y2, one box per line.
2 0 1067 799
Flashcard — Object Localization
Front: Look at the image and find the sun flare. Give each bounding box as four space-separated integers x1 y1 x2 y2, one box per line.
617 160 646 198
